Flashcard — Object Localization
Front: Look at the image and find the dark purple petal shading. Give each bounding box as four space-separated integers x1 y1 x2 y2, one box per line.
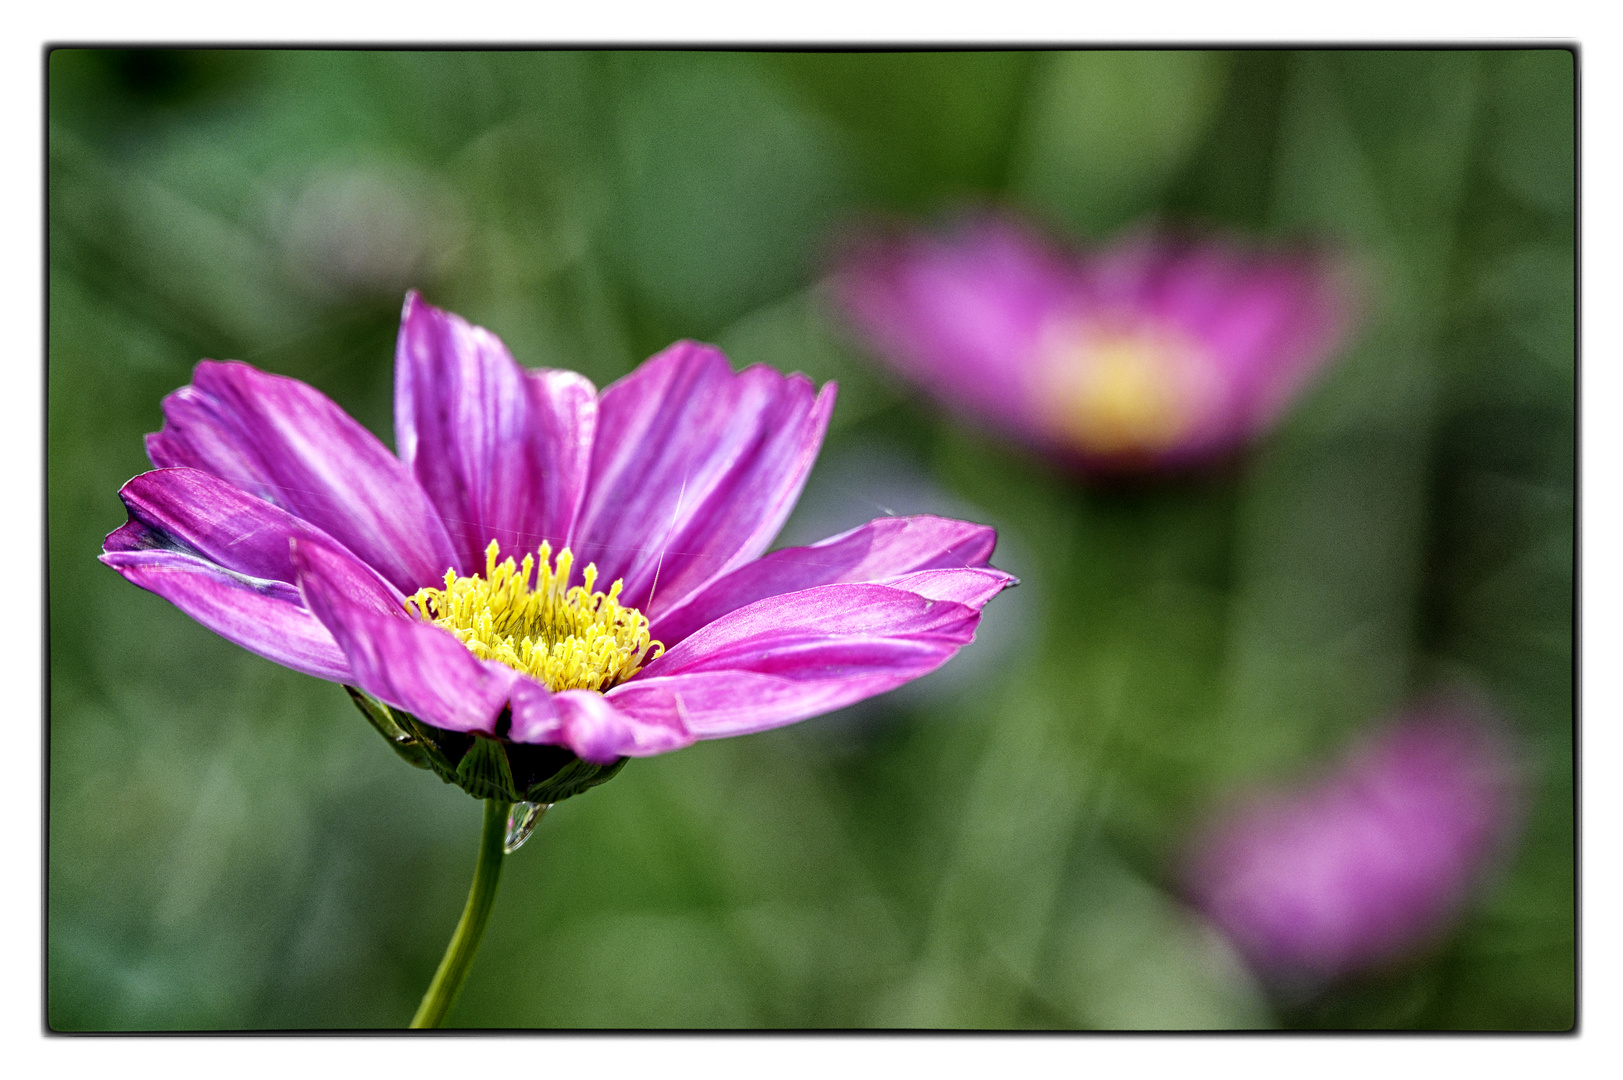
571 341 836 619
98 467 405 682
393 293 598 570
292 532 516 735
147 359 460 592
104 467 401 595
650 514 1001 646
614 583 982 738
101 550 353 682
508 679 694 764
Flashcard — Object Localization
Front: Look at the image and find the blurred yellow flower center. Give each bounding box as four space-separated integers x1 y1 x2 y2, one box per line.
1042 328 1205 456
407 540 662 693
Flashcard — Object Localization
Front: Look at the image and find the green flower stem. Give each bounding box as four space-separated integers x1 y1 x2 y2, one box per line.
410 798 512 1029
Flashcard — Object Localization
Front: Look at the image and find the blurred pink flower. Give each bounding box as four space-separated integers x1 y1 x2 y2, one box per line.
1185 696 1522 985
830 213 1357 473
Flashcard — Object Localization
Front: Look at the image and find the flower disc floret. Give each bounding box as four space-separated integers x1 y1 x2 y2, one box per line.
407 540 663 692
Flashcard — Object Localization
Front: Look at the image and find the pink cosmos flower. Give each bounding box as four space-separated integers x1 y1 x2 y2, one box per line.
1184 697 1522 985
101 293 1013 792
830 213 1357 472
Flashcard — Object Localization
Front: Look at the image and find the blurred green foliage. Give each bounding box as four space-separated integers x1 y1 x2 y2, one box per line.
47 49 1573 1030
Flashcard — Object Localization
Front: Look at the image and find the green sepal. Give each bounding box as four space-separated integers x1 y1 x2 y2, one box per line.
454 734 518 801
344 686 627 805
344 686 435 771
526 754 627 805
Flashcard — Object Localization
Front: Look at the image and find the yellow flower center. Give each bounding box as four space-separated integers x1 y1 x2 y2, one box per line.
406 540 663 693
1037 323 1212 456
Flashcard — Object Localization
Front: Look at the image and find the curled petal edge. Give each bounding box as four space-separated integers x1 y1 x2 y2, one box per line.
509 679 694 764
292 532 517 736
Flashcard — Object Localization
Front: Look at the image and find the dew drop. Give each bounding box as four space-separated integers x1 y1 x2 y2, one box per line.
503 801 551 853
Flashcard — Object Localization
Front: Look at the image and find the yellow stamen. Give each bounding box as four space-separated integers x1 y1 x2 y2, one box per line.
407 540 663 693
1038 323 1212 456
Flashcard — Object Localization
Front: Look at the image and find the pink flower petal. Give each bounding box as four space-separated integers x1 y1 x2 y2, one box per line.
617 582 982 738
147 359 460 592
527 367 598 546
875 567 1016 608
1084 234 1354 454
651 514 1002 646
98 467 412 683
508 679 693 764
393 293 597 571
1186 701 1521 982
292 532 516 735
610 666 934 742
107 467 354 587
571 340 835 618
831 215 1078 434
100 549 353 682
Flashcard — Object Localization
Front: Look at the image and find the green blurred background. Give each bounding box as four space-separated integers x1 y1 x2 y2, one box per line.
47 49 1574 1030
